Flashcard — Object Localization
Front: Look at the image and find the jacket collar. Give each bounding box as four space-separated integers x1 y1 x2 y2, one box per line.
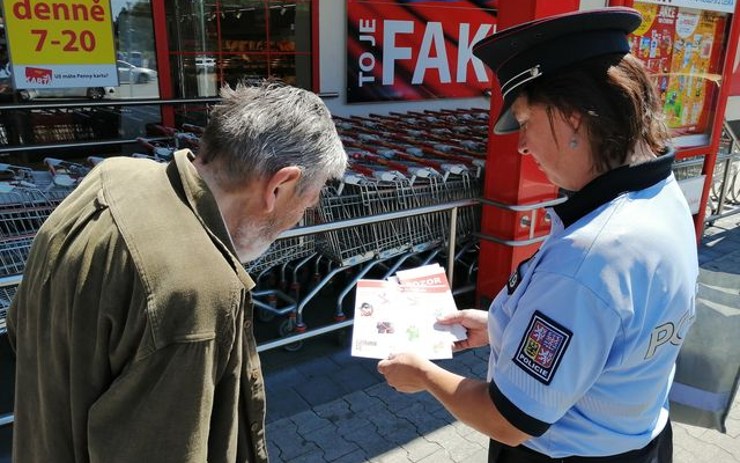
169 150 255 290
553 151 675 228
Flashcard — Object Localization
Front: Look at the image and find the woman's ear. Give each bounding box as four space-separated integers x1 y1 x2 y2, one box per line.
568 111 583 133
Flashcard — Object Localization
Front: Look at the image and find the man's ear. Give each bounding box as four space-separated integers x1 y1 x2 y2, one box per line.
263 166 302 213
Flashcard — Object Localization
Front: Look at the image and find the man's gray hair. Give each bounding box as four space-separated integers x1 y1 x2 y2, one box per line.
199 81 347 192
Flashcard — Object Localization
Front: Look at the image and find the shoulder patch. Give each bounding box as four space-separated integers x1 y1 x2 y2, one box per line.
512 311 572 385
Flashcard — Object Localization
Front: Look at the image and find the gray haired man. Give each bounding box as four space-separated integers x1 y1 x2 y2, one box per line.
8 82 347 463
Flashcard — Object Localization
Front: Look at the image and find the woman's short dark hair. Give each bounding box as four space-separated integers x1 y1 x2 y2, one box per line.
522 53 670 173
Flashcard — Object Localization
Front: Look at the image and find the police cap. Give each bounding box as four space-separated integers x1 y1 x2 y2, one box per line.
473 7 643 134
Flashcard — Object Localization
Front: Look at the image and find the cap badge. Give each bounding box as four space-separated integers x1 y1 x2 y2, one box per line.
502 65 542 99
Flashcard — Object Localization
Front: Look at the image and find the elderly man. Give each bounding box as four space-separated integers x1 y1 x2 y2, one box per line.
8 82 347 463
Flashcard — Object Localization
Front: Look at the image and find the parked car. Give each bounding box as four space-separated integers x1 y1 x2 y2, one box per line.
117 60 158 84
128 51 143 67
118 51 144 67
19 86 116 101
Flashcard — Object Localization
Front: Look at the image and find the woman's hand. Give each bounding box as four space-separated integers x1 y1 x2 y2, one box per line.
377 352 435 393
437 309 489 351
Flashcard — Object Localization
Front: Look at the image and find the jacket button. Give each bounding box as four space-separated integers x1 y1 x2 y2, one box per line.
244 320 252 329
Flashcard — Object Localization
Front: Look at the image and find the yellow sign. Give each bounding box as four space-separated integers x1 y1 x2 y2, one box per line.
633 3 658 37
2 0 118 88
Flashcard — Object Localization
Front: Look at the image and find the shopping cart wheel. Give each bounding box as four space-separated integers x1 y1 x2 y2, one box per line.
257 308 276 323
278 319 304 352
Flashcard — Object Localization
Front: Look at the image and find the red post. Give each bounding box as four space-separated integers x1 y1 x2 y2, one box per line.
693 3 740 239
475 0 579 307
151 1 175 127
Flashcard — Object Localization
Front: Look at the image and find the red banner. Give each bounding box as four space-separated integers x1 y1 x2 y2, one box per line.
347 0 497 103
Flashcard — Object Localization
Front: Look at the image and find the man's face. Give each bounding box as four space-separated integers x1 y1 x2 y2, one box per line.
234 182 323 263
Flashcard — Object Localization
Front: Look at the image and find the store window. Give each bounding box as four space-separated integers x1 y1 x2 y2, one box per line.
0 1 161 156
166 0 313 99
114 1 160 99
0 2 159 103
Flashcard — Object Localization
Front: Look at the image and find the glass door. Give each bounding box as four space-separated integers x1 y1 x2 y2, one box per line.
165 0 313 99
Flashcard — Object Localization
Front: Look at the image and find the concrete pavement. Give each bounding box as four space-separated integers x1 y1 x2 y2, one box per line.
260 213 740 463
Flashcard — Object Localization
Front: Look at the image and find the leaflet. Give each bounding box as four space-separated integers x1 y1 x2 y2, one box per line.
351 264 467 360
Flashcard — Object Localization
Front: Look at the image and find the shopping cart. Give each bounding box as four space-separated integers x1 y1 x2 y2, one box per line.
0 164 37 191
333 116 483 248
0 185 70 306
357 114 487 159
245 208 320 279
179 124 204 152
261 109 486 349
43 158 91 189
0 187 68 241
282 174 479 349
0 284 17 335
134 137 177 162
0 236 33 278
147 124 202 153
246 208 322 328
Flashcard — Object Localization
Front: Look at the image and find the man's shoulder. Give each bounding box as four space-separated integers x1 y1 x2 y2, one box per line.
101 159 243 314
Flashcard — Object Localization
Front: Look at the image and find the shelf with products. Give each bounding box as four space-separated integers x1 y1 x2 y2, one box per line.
222 39 297 53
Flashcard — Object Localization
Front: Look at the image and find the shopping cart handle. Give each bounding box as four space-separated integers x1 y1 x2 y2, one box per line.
135 137 156 150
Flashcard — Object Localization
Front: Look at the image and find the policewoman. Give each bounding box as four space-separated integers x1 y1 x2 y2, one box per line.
377 7 698 463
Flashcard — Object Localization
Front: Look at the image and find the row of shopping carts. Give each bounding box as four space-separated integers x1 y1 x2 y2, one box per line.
0 158 87 333
0 108 487 344
246 109 486 348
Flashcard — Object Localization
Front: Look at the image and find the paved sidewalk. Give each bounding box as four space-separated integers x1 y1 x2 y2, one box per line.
261 214 740 463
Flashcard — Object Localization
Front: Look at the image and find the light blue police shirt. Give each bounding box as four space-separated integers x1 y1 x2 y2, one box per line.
486 153 698 458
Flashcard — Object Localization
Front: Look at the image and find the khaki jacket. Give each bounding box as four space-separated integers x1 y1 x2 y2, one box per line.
8 150 267 462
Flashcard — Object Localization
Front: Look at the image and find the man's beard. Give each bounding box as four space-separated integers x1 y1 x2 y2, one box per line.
234 217 277 264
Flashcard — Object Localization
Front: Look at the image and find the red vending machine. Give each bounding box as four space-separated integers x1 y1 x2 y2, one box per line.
627 0 740 236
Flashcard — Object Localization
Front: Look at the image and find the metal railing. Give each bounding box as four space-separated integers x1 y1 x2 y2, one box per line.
255 198 477 352
476 196 567 246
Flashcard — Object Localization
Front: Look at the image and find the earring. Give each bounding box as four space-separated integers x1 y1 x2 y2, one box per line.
569 137 578 149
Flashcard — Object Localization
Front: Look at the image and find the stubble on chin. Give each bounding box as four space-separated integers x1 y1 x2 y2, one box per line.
234 218 276 263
